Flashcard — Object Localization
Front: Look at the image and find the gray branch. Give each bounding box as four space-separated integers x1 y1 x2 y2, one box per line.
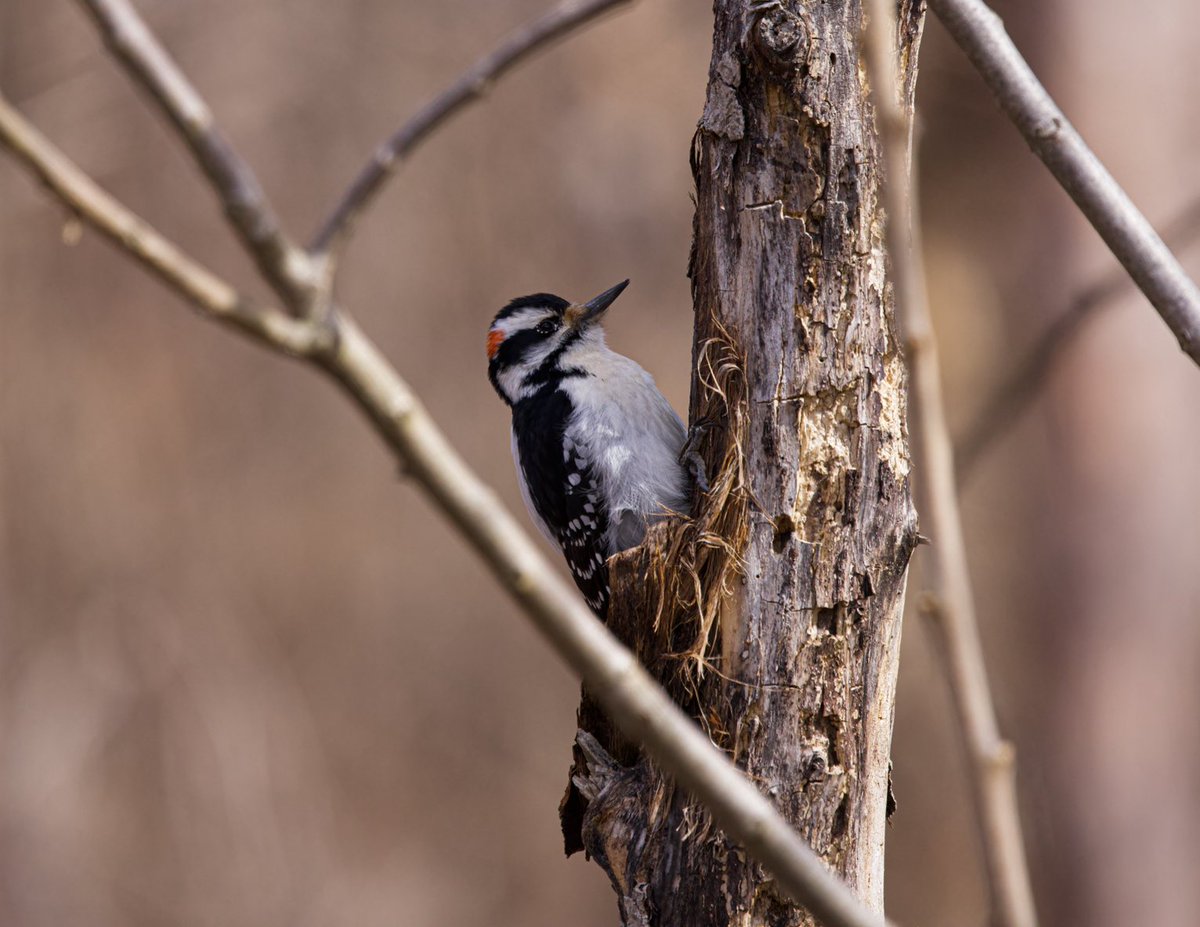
926 0 1200 366
310 0 633 260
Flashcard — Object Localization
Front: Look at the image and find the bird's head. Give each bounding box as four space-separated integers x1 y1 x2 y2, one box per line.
486 279 628 405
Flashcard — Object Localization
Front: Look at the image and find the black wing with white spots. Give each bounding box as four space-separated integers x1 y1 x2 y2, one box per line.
512 387 611 615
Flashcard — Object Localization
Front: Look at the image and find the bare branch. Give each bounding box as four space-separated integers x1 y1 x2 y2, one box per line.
864 5 1039 927
926 0 1200 366
957 196 1200 481
0 94 318 356
76 0 319 311
0 89 892 927
310 0 633 259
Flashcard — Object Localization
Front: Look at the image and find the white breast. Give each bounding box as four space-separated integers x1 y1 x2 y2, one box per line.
560 342 689 553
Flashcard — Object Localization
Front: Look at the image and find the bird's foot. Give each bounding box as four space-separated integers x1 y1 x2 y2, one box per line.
680 417 717 503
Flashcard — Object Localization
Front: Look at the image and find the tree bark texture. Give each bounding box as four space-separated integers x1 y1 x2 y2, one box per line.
564 3 923 924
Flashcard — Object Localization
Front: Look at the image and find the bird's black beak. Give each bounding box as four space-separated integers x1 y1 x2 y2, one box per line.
573 279 629 326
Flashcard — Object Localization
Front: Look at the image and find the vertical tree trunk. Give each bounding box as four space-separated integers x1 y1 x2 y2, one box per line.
567 3 923 923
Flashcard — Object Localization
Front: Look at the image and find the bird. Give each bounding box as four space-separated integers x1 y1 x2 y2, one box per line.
486 280 690 616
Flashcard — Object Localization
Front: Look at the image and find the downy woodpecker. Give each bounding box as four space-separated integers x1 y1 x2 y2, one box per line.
487 280 689 616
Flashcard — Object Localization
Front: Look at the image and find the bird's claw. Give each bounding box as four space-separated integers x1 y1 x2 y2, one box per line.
680 418 717 503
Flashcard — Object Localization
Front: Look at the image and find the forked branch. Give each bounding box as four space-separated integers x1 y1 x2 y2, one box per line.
78 0 319 312
0 96 317 356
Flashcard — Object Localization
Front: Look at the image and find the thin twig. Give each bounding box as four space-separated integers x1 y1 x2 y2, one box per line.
309 0 633 260
864 5 1039 927
926 0 1200 366
76 0 319 312
0 87 893 927
0 95 318 356
957 196 1200 481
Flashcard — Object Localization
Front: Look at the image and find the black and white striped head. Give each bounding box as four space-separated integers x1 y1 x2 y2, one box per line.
487 280 629 406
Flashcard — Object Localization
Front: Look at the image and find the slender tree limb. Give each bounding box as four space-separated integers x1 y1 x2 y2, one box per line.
76 0 320 313
957 196 1200 481
309 0 633 260
0 95 319 356
926 0 1200 366
0 87 894 927
864 5 1038 927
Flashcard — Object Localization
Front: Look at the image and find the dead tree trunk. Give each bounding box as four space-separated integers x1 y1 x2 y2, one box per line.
565 3 923 923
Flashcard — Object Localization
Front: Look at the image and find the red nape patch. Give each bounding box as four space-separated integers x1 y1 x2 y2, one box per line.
486 328 505 360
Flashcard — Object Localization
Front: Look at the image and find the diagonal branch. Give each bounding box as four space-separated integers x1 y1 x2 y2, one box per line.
926 0 1200 366
864 4 1039 927
0 88 893 927
956 196 1200 481
76 0 319 312
0 94 318 356
309 0 633 260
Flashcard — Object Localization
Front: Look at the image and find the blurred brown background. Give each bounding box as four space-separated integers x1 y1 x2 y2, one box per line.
1 1 1198 924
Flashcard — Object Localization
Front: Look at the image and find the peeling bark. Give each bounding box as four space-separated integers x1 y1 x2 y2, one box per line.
565 2 923 923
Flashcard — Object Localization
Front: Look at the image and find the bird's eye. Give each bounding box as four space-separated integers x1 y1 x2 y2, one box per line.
535 319 559 336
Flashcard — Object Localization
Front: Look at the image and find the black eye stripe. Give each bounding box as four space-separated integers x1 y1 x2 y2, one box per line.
493 315 560 367
492 328 543 369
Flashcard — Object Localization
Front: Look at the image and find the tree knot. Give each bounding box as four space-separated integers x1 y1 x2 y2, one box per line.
748 3 810 76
